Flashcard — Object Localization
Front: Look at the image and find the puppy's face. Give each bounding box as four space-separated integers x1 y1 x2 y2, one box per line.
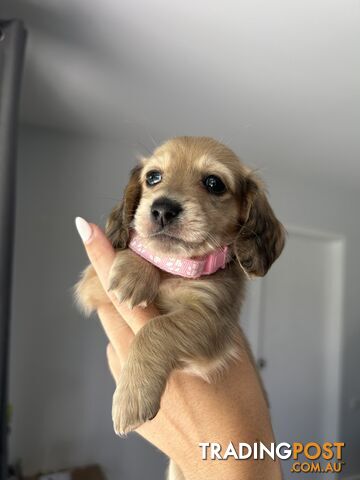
107 137 285 276
134 138 245 256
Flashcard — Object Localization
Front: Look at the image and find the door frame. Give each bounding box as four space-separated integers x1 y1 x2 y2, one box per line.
244 224 346 444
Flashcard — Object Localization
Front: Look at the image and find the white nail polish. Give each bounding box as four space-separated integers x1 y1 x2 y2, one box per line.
75 217 92 243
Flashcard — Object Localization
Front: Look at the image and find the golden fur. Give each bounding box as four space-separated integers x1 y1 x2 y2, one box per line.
75 136 285 480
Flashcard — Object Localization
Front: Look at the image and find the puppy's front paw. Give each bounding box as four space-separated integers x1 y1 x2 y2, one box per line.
112 368 162 435
108 250 160 308
74 264 109 315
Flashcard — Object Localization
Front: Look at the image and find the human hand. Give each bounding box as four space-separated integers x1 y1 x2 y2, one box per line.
75 217 282 480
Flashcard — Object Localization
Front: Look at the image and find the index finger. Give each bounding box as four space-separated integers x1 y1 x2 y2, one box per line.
75 216 159 333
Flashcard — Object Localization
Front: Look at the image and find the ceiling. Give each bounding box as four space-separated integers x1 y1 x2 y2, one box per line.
1 0 360 184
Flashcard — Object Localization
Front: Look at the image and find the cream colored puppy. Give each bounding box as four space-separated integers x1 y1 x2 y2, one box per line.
75 136 285 480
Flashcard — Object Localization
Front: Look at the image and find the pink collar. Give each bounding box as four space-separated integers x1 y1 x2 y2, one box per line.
129 232 230 279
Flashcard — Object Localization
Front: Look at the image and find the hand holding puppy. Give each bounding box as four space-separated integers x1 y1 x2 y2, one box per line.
75 218 282 480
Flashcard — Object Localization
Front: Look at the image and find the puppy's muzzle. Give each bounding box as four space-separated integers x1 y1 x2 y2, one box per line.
151 197 182 228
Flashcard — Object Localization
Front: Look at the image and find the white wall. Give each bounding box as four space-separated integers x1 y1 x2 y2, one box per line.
264 170 360 477
9 125 360 478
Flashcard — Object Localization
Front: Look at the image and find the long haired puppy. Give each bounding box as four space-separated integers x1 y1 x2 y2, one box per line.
75 137 285 480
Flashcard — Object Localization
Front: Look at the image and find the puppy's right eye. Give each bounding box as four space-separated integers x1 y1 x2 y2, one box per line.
146 170 162 186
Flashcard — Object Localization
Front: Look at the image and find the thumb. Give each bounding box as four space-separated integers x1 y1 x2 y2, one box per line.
75 216 115 288
75 216 157 332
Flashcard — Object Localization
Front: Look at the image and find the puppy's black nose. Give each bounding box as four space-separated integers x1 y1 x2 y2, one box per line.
151 197 182 227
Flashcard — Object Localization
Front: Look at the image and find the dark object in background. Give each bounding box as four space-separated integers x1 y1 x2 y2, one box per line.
0 19 27 480
23 465 106 480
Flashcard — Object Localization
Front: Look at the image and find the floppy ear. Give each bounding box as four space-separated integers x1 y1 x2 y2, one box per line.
234 174 286 277
105 165 142 249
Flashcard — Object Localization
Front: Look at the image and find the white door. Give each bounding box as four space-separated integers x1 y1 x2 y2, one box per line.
241 228 344 480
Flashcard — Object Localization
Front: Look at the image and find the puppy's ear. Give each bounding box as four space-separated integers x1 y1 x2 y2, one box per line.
105 165 142 249
234 174 285 277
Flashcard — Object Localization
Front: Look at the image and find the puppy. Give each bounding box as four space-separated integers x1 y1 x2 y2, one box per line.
75 136 285 479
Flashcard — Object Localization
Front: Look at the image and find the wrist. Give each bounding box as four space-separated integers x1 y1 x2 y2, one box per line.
182 456 282 480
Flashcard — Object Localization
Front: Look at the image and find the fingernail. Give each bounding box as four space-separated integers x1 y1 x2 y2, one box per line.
75 217 93 243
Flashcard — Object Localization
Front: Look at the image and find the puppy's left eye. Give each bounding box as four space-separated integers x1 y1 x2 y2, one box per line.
203 175 226 194
146 170 162 186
